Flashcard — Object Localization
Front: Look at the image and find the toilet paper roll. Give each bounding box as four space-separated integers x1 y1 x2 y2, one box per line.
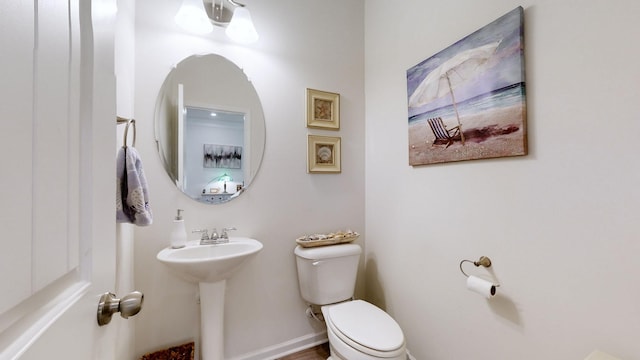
466 275 496 299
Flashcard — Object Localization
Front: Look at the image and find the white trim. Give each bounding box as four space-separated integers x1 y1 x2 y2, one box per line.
0 280 90 360
406 348 417 360
227 331 328 360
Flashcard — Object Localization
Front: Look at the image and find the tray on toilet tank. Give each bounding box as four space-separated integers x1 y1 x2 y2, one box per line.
295 231 359 248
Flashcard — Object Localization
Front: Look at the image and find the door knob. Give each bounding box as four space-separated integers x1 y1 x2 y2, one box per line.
97 291 144 326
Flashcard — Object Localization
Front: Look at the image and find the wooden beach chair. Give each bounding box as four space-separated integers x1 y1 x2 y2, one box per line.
427 117 461 148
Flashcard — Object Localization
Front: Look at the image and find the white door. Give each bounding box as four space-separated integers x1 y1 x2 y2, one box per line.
0 0 120 359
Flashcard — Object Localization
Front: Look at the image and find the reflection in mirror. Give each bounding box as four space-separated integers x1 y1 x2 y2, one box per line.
154 54 266 204
185 107 245 203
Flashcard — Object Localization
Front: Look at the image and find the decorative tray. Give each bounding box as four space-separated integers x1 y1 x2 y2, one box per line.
295 231 359 248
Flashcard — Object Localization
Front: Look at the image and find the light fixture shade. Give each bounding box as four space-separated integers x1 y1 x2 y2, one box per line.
225 7 259 44
209 173 233 183
175 0 213 35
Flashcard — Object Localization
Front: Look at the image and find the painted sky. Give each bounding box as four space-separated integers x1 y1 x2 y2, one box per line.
407 7 525 118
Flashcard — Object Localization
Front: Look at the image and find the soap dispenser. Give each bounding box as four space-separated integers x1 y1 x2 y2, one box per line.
170 209 187 249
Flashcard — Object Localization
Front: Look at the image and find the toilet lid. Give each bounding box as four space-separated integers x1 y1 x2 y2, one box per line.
327 300 404 353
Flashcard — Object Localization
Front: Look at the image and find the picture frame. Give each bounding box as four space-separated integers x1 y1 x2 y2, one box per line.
307 135 341 173
306 88 340 130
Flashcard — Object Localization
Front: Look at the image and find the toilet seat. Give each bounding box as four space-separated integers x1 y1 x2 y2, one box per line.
323 300 405 358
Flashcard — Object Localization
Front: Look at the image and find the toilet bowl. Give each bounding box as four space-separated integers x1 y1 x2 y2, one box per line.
321 300 406 360
294 244 406 360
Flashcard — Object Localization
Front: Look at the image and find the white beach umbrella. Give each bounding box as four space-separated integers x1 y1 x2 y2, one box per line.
408 41 500 144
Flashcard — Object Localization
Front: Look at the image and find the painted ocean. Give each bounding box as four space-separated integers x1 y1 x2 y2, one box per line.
408 82 525 126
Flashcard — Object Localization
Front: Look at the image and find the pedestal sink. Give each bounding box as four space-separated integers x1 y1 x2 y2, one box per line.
157 237 263 360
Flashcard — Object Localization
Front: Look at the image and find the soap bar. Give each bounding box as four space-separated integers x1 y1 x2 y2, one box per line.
584 350 621 360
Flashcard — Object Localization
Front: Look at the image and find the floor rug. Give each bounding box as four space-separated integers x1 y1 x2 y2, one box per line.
140 342 194 360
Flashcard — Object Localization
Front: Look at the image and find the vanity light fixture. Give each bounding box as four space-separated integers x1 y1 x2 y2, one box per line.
175 0 214 35
176 0 259 44
224 4 259 44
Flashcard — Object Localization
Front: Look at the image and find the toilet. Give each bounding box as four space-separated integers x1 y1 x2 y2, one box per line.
294 244 406 360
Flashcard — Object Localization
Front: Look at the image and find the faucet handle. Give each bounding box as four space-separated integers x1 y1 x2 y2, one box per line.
221 227 237 240
192 229 209 240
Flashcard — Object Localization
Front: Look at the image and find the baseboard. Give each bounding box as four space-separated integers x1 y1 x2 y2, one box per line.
228 331 328 360
406 349 417 360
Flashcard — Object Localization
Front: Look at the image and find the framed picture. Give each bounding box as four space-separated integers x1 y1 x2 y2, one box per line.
406 6 527 166
307 135 341 173
203 144 242 168
306 88 340 130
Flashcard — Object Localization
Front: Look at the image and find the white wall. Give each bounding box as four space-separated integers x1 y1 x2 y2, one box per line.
132 0 365 358
365 1 640 359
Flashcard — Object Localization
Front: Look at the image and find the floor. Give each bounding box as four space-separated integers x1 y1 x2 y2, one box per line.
277 343 330 360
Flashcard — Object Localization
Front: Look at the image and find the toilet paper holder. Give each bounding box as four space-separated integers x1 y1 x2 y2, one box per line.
459 256 500 286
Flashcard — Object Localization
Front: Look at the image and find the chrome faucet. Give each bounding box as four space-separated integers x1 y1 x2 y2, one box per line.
220 227 237 242
192 229 209 242
193 227 235 245
192 228 219 245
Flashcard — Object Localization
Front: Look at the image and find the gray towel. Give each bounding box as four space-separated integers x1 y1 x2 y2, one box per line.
116 146 153 226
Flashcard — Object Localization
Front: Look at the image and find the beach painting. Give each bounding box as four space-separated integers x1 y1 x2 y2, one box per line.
407 6 527 166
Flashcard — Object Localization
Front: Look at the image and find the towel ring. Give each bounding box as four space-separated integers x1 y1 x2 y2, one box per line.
459 256 492 278
117 117 136 148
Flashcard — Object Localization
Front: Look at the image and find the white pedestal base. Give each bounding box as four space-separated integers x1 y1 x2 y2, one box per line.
199 280 226 360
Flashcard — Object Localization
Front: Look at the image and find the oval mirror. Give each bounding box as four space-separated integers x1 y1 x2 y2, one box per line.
154 54 266 204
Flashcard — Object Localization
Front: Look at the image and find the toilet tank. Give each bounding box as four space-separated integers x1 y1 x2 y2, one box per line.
294 244 362 305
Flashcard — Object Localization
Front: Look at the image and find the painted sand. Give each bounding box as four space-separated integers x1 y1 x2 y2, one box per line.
408 103 526 166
